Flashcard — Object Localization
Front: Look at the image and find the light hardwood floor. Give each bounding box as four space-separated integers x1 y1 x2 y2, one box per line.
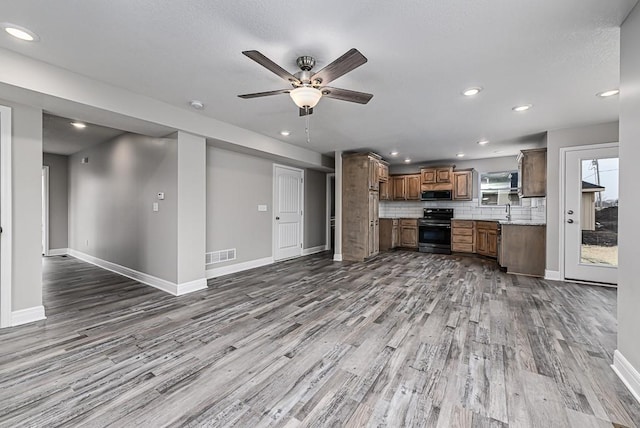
0 251 638 427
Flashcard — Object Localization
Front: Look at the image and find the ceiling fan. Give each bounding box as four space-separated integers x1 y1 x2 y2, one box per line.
238 48 373 116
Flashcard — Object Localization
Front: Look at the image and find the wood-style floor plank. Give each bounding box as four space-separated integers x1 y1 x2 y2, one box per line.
0 251 638 427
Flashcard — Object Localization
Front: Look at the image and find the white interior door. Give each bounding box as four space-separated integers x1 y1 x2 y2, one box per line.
274 165 303 261
42 166 49 256
564 145 618 284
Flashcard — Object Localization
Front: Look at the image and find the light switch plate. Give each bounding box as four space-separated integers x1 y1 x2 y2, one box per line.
258 204 267 212
153 202 159 212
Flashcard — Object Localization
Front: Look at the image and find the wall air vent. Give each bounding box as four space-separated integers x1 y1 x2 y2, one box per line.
205 248 237 266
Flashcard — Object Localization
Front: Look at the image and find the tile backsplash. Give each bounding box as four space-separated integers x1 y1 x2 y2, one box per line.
380 198 546 223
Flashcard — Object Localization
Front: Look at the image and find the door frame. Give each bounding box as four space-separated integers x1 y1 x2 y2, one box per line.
42 165 50 257
272 164 304 261
0 105 13 328
325 173 334 251
558 141 619 283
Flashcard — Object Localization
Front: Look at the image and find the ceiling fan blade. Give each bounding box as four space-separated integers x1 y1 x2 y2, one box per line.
238 89 290 99
299 107 314 116
242 50 300 84
321 87 373 104
311 48 368 85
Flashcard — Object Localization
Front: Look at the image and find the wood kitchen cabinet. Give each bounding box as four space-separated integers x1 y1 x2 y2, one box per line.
342 152 381 261
378 161 389 182
379 218 399 251
476 221 498 257
368 157 380 191
452 170 473 201
400 219 418 248
518 148 546 198
392 174 421 200
451 220 475 253
421 166 453 184
379 180 392 200
499 224 546 276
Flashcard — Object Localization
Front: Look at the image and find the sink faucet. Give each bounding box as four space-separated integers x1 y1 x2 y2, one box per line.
505 203 511 221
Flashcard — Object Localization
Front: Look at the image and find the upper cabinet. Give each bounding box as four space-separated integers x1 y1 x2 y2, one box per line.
392 174 421 200
452 170 473 200
378 161 389 183
518 148 547 198
368 157 380 191
421 166 453 184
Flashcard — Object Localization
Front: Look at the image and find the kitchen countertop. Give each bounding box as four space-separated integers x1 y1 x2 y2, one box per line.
453 217 546 226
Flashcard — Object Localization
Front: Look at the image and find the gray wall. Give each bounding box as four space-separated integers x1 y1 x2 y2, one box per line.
176 132 206 284
68 133 179 283
43 153 69 250
545 122 619 273
304 169 327 249
618 3 640 373
390 155 519 199
206 146 327 267
4 100 43 311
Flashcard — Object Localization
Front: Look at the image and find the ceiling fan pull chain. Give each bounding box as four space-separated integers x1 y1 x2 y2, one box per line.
305 110 311 144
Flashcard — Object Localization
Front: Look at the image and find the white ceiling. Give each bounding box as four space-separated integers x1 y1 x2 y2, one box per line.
1 0 637 164
42 114 126 155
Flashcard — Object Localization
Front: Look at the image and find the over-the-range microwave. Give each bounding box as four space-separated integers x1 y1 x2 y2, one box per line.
420 189 452 201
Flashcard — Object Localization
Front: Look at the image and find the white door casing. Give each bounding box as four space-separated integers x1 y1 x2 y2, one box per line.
563 143 618 285
273 165 304 261
0 105 12 328
42 166 49 256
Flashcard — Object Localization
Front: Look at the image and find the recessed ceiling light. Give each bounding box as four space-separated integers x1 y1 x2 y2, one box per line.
189 100 205 110
404 158 411 163
2 23 39 41
597 89 619 98
477 139 490 145
463 87 482 97
512 104 532 112
390 151 399 156
456 153 465 158
280 130 290 136
71 122 86 129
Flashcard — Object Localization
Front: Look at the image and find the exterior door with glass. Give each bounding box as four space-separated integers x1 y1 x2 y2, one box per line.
564 144 618 284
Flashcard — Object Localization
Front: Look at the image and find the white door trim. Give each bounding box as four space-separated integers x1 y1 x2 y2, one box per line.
0 105 13 328
325 173 334 251
558 141 619 282
42 166 50 257
272 164 304 261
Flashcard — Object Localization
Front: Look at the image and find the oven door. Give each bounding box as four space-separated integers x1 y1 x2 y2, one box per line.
418 223 452 253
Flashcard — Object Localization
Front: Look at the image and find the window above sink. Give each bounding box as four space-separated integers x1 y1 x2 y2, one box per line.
479 171 521 206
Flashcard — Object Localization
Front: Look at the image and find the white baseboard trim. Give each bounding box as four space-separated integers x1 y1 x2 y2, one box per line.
12 305 46 327
544 270 562 281
68 249 205 297
48 248 68 256
176 278 208 296
333 254 343 262
302 245 327 256
206 256 274 279
612 350 640 404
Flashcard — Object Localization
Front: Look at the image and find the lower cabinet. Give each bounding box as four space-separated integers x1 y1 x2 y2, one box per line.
379 218 399 251
451 220 474 253
400 219 418 248
475 221 498 257
499 224 546 276
452 220 498 258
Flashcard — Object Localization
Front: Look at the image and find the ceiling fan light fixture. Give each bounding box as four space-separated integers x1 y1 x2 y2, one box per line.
290 87 322 109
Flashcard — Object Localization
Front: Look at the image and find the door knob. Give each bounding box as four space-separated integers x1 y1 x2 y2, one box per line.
567 219 574 224
567 210 574 215
275 216 280 220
